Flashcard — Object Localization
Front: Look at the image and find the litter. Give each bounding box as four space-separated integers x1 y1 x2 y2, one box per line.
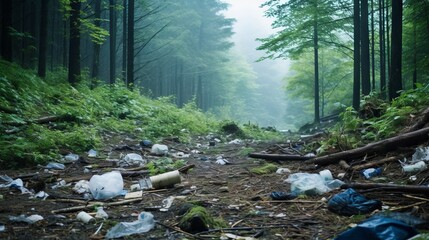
64 153 79 162
123 153 146 166
411 146 429 162
270 191 297 200
276 168 291 174
76 211 94 223
361 167 383 179
328 188 382 216
95 207 109 219
334 216 418 240
89 171 124 200
9 214 44 224
285 172 344 196
73 180 90 194
151 144 169 155
45 162 65 170
0 175 31 194
105 212 155 239
87 149 97 157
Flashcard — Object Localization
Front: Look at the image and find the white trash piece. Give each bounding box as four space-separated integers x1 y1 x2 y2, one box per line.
87 149 97 158
73 180 90 194
123 153 147 165
402 161 427 173
319 169 333 181
89 171 124 200
151 144 169 155
276 168 291 174
411 147 429 162
105 212 155 239
95 207 109 219
286 173 330 195
77 211 94 223
9 214 44 224
64 153 79 162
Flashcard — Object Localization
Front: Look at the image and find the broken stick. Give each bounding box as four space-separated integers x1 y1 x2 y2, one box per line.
248 153 314 161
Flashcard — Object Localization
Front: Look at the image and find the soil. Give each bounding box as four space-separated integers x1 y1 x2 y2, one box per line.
1 133 429 240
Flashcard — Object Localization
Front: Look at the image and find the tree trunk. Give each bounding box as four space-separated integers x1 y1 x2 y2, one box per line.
412 17 417 89
122 0 127 83
353 0 361 111
38 0 49 78
370 0 375 91
313 1 320 124
91 0 101 85
109 0 117 85
68 0 81 85
1 0 13 62
127 0 134 89
379 0 386 98
389 0 402 101
361 0 371 95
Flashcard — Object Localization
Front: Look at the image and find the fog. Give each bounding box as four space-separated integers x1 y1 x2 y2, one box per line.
223 0 291 129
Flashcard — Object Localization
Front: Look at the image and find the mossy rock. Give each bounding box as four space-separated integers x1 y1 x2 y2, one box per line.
178 205 227 234
250 163 278 175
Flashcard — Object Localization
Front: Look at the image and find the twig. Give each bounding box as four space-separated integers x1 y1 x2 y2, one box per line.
51 198 144 214
261 200 324 204
156 221 205 240
389 201 426 211
403 194 429 202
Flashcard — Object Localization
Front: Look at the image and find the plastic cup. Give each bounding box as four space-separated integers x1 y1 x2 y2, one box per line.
77 211 94 223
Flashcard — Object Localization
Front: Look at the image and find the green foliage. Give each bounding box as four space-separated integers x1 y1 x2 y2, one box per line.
250 163 278 175
317 84 429 154
146 157 186 175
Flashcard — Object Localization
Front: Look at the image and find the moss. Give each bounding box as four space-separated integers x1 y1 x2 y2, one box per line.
250 163 278 175
178 205 226 233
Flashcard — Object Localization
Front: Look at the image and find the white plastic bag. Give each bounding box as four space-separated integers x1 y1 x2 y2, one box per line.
286 173 330 195
150 144 168 155
89 171 124 200
105 212 155 239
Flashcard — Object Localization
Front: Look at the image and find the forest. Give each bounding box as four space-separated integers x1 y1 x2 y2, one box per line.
1 0 429 239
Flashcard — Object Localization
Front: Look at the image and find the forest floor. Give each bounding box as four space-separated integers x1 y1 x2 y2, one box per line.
1 131 429 240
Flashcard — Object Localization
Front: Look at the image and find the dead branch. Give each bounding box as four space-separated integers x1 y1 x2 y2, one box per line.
248 153 314 161
51 198 144 214
342 182 429 194
351 155 406 171
307 126 429 166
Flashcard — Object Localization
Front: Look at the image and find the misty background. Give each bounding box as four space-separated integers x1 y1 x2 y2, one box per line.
223 0 291 130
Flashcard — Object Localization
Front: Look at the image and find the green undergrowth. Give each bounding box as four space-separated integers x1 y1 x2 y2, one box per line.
318 85 429 155
0 60 282 168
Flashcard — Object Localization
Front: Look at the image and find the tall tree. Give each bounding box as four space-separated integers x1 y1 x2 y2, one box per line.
1 0 13 62
91 0 102 83
361 0 371 95
379 0 386 98
126 0 134 89
353 0 361 110
38 0 49 78
389 0 403 100
109 0 117 84
122 0 127 83
68 0 81 85
258 0 345 122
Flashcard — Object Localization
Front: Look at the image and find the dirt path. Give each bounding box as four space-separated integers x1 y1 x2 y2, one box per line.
1 135 428 239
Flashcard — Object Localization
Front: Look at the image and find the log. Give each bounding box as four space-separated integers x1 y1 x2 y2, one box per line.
342 183 429 194
307 126 429 166
248 153 314 161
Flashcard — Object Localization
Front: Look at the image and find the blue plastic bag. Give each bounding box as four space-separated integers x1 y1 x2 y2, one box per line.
328 188 382 216
335 216 419 240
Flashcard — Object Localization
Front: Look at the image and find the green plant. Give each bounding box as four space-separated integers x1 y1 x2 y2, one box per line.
147 157 186 175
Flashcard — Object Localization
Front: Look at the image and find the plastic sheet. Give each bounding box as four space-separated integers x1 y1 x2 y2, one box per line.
335 216 419 240
105 212 155 239
328 188 382 216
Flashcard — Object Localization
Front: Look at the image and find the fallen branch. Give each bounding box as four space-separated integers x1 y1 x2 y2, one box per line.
51 198 144 214
248 153 314 161
307 126 429 166
178 164 195 173
341 183 429 194
351 155 406 171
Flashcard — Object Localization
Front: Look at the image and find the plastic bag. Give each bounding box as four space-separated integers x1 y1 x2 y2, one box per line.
335 216 418 240
89 171 124 200
328 188 382 216
105 212 155 239
285 173 331 195
150 144 168 155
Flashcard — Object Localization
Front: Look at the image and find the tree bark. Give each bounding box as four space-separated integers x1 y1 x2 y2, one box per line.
353 0 361 111
126 0 134 89
68 0 81 85
91 0 101 85
361 0 371 95
122 0 127 83
307 126 429 166
109 0 117 85
379 0 386 98
38 0 49 78
314 16 320 123
389 0 403 101
1 0 13 62
342 183 429 194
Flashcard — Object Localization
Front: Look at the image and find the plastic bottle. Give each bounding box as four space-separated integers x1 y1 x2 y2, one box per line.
361 167 383 179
